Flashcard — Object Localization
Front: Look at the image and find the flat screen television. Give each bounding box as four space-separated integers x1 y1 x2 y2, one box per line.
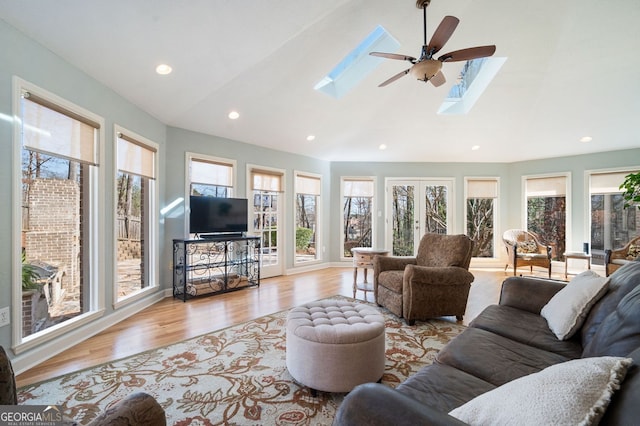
189 196 248 236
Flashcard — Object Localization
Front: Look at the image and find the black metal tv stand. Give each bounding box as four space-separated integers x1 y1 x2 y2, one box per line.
172 235 260 301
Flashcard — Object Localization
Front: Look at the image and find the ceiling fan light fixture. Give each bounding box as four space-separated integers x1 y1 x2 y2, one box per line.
409 60 442 82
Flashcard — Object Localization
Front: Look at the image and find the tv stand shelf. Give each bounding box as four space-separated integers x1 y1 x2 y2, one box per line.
173 236 260 301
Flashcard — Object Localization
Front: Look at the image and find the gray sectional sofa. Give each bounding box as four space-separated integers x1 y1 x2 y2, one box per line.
334 261 640 425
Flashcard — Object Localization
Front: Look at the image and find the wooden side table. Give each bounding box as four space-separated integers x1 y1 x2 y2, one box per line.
351 247 389 300
564 251 591 278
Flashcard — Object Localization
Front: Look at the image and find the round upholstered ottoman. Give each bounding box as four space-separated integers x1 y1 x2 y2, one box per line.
286 300 385 393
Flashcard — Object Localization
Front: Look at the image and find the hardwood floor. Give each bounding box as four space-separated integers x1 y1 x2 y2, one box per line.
15 266 557 387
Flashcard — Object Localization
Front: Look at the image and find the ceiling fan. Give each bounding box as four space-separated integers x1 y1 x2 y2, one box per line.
370 0 496 87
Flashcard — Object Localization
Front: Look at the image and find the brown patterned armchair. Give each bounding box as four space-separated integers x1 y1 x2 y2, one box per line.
0 346 166 425
502 229 552 278
373 233 474 325
605 234 640 276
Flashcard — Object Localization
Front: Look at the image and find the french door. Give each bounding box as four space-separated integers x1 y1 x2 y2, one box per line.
251 191 283 278
386 179 454 256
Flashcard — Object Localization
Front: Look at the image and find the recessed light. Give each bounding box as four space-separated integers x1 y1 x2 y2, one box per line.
155 64 172 75
471 145 480 151
379 144 387 150
306 135 316 142
580 136 592 143
228 111 240 120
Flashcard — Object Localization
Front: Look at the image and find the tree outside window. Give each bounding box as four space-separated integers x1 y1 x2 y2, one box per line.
342 178 374 257
525 176 567 260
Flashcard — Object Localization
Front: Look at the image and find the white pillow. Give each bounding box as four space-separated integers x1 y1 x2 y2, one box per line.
449 356 632 426
541 270 609 340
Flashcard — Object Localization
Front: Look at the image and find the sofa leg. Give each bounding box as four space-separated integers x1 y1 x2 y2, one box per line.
406 319 415 326
456 315 463 322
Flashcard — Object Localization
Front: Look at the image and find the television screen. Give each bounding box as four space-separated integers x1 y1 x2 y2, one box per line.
189 196 248 235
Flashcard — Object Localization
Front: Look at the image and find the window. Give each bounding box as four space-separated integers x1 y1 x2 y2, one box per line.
187 154 236 237
589 170 639 265
15 81 104 349
115 128 158 303
250 167 284 276
188 154 235 198
295 172 321 263
465 178 498 258
524 174 569 260
342 178 374 258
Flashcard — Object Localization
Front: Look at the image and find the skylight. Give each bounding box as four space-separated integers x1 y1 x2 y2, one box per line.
438 57 507 115
314 25 400 99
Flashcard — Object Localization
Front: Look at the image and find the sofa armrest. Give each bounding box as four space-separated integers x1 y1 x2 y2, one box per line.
499 276 566 314
86 392 166 426
333 383 468 426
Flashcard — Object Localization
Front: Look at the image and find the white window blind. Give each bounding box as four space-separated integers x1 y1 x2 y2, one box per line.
22 92 99 165
251 169 283 192
296 175 321 195
526 176 567 197
467 179 498 198
344 179 374 197
590 172 636 194
191 159 233 187
117 133 156 179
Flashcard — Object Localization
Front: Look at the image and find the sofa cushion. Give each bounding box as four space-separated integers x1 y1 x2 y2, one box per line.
600 348 640 425
396 363 496 413
436 327 569 386
449 356 632 426
581 261 640 346
582 283 640 358
470 305 583 358
540 270 609 340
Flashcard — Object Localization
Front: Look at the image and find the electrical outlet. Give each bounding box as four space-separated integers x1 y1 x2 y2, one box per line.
0 307 10 327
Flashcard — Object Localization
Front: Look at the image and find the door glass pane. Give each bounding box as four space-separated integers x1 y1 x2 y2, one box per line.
392 185 415 255
253 191 279 267
424 185 448 234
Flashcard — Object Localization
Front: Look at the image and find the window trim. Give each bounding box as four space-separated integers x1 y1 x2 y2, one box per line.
293 170 322 265
184 152 237 238
521 172 571 255
12 77 106 354
340 176 377 261
584 166 640 255
112 125 159 309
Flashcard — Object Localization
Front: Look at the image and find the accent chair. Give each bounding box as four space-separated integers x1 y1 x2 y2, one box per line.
373 233 475 325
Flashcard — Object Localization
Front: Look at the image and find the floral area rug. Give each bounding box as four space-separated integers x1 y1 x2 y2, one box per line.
18 296 465 425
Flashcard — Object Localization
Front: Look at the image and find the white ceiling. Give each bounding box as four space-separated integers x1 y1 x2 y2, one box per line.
1 0 639 163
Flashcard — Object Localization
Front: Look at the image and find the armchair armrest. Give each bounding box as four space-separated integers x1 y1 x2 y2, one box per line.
499 276 566 314
333 383 468 426
404 265 474 287
86 392 166 426
374 255 416 273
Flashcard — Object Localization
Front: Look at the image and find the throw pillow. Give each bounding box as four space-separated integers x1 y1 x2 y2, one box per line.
516 240 538 254
449 356 632 426
627 243 640 260
540 270 609 340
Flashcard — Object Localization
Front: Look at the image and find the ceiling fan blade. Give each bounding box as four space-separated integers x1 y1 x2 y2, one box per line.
425 16 460 58
429 70 446 87
438 45 496 62
370 52 416 62
378 69 411 87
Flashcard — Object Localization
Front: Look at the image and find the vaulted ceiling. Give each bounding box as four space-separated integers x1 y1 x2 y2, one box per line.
1 0 639 162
